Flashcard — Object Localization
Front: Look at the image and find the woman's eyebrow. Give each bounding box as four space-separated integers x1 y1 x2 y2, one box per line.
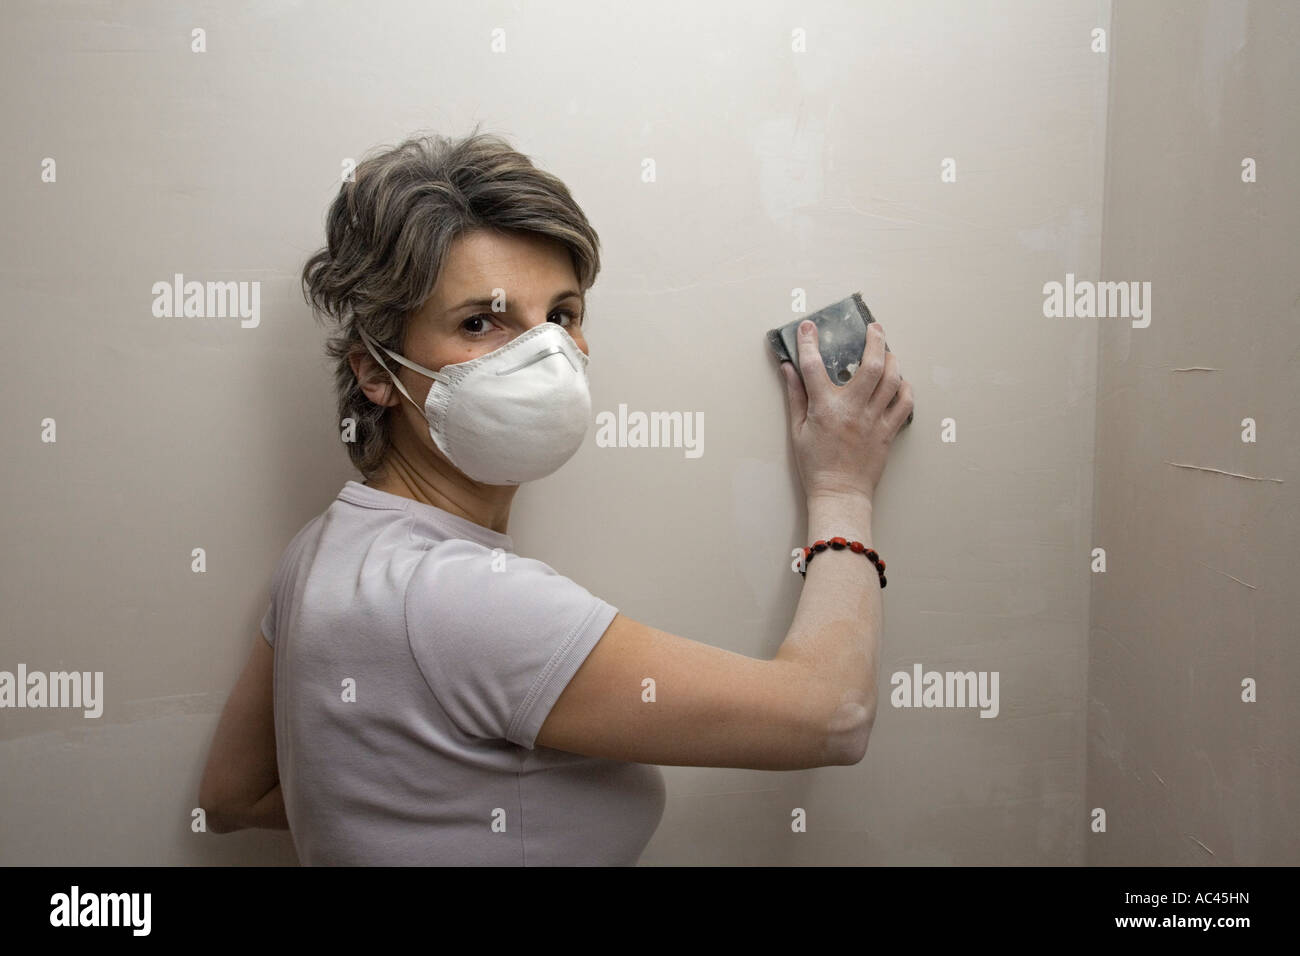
445 289 583 314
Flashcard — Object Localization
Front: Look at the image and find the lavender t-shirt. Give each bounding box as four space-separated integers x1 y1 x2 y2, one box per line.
260 480 665 865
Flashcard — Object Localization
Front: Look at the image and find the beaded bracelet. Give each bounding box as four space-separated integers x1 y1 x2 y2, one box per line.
798 537 887 588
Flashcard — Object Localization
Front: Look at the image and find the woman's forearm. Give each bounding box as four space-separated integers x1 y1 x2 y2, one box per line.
774 491 882 736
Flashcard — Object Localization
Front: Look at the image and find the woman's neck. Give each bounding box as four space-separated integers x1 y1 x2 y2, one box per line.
365 450 517 536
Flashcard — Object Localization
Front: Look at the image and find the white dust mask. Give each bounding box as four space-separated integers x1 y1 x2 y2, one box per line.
357 322 593 486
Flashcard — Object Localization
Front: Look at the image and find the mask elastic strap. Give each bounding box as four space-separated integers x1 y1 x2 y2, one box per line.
356 327 447 414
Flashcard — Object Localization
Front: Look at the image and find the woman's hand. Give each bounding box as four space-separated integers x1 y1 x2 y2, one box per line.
778 319 914 504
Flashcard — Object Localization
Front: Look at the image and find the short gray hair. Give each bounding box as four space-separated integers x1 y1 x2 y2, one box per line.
299 126 602 479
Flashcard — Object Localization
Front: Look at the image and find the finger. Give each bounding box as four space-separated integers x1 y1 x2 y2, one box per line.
795 320 832 404
780 360 807 425
851 321 889 397
882 379 915 434
869 350 903 415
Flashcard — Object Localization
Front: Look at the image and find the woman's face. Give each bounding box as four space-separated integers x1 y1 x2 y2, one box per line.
402 227 589 372
355 226 591 481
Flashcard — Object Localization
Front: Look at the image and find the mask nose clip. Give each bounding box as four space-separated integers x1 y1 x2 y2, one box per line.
496 344 577 375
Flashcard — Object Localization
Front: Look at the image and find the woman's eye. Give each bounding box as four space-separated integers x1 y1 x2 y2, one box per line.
551 308 583 327
462 314 493 337
464 309 580 337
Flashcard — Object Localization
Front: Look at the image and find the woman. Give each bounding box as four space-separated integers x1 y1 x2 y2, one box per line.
198 129 914 865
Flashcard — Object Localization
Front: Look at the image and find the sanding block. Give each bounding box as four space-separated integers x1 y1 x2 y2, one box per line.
766 293 913 426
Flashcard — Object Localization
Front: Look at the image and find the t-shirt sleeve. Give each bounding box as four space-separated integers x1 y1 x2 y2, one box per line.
260 517 317 648
405 544 619 750
260 601 276 646
260 545 288 647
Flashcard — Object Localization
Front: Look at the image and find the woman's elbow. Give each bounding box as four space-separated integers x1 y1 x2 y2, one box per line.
839 720 874 765
816 691 878 764
201 804 235 833
206 815 239 835
831 695 877 766
198 783 242 834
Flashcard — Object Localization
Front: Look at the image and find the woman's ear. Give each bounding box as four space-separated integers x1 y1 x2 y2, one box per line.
349 346 401 408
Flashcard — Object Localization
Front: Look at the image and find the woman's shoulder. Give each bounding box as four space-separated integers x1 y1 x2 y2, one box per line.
406 539 607 630
408 537 577 589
